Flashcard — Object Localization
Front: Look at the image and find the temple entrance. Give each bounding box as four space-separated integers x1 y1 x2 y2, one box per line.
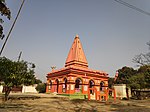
62 78 67 93
89 80 95 94
75 78 82 93
56 79 59 93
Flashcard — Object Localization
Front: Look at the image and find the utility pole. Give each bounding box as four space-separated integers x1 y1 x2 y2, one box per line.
0 0 25 56
17 51 22 62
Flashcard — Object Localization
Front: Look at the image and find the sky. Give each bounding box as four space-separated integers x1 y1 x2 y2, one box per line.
1 0 150 82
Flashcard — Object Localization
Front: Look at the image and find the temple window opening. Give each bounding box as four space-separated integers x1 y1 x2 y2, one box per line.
100 81 105 92
75 78 82 93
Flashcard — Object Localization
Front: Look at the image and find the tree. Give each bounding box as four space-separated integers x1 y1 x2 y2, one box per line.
137 65 150 88
128 73 146 89
34 79 42 84
115 65 150 90
0 0 11 39
115 66 137 86
36 83 46 93
133 41 150 66
108 77 114 88
0 57 37 101
128 65 150 89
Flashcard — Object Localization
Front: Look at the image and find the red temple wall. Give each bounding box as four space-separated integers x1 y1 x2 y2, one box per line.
46 72 108 95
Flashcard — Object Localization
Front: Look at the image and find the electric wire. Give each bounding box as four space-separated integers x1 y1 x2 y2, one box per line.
114 0 150 17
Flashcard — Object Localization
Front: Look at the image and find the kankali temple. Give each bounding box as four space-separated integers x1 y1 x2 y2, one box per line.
46 35 109 99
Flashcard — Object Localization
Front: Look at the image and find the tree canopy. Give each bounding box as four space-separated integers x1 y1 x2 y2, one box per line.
0 57 38 100
114 65 150 90
36 83 46 93
0 0 11 39
115 66 137 85
108 77 114 88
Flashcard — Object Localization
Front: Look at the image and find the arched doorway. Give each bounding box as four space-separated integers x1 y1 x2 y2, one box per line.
56 79 59 93
100 81 105 92
89 80 95 94
62 78 67 93
75 78 82 93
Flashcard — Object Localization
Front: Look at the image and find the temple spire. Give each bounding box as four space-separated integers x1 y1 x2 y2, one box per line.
65 35 88 68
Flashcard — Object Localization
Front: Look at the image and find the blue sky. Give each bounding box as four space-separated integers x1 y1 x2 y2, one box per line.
1 0 150 82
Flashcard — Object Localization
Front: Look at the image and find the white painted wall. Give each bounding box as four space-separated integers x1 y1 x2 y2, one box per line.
22 85 38 93
0 85 3 93
113 84 131 98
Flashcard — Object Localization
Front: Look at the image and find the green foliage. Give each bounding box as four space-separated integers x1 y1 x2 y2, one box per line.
0 0 11 39
115 65 150 89
0 57 36 87
36 83 46 93
137 65 150 88
108 77 114 88
34 79 42 84
130 41 150 89
128 73 146 89
0 57 37 100
115 66 137 85
0 0 11 19
0 0 5 3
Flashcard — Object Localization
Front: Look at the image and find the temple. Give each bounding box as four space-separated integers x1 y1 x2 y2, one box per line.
46 35 109 98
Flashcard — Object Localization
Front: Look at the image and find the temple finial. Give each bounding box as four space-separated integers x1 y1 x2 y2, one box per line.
75 34 79 38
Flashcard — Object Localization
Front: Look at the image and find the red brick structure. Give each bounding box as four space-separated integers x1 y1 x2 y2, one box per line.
46 35 109 97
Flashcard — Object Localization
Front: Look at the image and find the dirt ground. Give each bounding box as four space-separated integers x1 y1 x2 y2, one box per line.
0 93 150 112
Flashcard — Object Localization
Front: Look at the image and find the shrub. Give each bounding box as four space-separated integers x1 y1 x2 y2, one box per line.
36 83 46 93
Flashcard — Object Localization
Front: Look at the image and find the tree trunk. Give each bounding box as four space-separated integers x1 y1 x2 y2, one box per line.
126 88 129 100
4 87 11 101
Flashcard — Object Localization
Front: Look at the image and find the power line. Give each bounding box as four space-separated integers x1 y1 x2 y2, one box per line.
114 0 150 17
0 0 25 56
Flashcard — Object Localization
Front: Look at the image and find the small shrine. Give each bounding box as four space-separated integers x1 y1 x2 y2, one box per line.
46 35 109 99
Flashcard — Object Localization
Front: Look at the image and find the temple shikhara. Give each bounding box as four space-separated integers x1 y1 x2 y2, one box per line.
46 35 109 99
